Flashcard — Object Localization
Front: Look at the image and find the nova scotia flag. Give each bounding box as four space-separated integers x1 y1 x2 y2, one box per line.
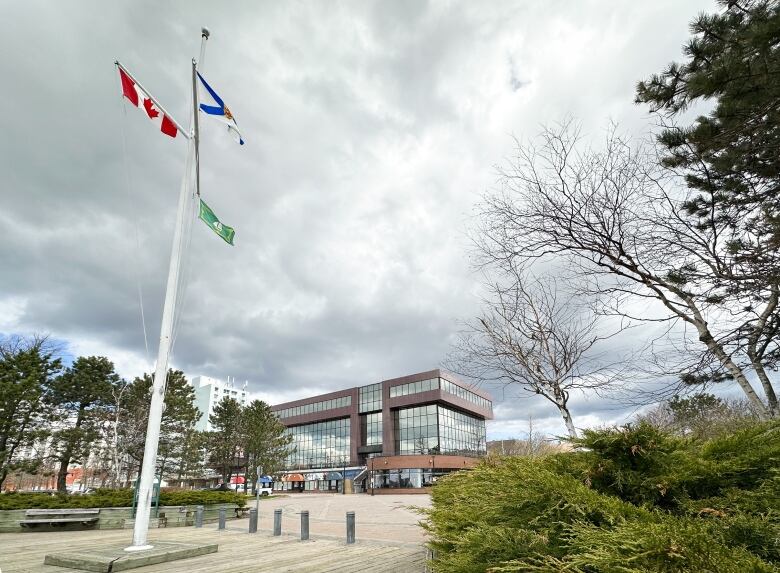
197 71 244 145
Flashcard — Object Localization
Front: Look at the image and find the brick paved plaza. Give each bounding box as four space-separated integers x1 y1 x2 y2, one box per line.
0 493 432 573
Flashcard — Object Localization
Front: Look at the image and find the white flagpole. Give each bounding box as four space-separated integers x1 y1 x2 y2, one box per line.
193 58 201 197
126 27 210 552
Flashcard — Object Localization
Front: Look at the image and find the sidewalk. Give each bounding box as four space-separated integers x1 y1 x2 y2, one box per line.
249 492 431 544
0 493 433 573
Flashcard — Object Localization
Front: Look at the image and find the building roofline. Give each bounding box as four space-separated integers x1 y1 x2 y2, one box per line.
270 368 493 411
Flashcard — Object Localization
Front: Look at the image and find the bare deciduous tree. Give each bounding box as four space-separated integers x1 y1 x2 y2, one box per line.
478 120 779 417
450 270 623 438
487 417 563 457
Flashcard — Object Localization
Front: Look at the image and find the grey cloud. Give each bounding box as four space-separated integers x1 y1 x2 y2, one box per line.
1 0 717 437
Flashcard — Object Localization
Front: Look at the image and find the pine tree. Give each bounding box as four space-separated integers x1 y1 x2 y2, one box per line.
636 0 780 242
118 369 200 483
636 0 780 410
207 398 244 485
241 400 294 492
0 336 61 489
48 356 119 492
167 428 207 486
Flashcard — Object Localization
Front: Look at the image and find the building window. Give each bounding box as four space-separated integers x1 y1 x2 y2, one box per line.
372 468 457 489
437 405 487 456
394 405 439 455
359 383 382 413
361 412 382 446
387 377 492 413
389 377 439 398
275 395 352 419
284 417 351 469
393 404 486 457
439 378 492 412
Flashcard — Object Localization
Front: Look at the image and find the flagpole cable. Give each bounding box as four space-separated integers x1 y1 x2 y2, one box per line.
171 62 201 347
169 157 196 354
117 90 153 371
169 29 209 354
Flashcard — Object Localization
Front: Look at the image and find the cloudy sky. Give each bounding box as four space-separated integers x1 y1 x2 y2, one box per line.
1 0 715 439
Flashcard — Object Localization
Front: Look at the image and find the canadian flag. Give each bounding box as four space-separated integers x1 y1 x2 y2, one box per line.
118 66 178 138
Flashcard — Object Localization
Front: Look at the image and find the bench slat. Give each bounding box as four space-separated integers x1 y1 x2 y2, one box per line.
20 517 99 525
25 509 100 515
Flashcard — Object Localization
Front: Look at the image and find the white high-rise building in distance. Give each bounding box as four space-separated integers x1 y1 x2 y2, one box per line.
192 376 248 431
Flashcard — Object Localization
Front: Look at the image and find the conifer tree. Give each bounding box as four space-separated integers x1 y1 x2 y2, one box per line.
207 397 244 485
49 356 119 492
118 369 200 482
241 400 294 492
0 336 61 489
636 0 780 410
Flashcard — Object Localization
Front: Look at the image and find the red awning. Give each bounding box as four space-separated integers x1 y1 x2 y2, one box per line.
282 473 305 482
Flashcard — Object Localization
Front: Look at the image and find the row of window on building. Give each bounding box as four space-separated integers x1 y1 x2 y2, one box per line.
271 467 462 492
278 378 488 421
370 468 459 489
394 404 486 455
388 377 491 412
276 395 352 419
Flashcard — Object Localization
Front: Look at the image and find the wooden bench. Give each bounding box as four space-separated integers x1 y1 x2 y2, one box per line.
20 508 100 528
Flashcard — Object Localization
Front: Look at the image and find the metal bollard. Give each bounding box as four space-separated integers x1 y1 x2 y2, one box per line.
300 510 309 541
218 507 226 530
346 511 355 544
195 505 204 528
273 508 282 536
248 508 258 533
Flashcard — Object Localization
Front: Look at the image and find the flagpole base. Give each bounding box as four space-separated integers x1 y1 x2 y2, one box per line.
124 544 154 552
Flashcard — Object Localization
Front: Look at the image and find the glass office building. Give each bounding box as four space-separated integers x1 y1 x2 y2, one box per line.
270 369 492 492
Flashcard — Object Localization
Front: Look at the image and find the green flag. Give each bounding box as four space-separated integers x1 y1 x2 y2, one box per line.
198 199 235 245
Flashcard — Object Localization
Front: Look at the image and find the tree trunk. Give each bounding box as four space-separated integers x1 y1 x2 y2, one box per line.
56 451 72 493
56 406 86 493
752 363 779 417
745 284 780 417
557 404 578 439
692 318 771 418
558 404 579 438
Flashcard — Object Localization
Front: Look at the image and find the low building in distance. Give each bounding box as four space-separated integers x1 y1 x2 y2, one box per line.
271 369 493 493
192 375 248 431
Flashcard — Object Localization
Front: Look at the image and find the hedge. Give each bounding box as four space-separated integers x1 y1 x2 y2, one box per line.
422 420 780 572
0 488 246 510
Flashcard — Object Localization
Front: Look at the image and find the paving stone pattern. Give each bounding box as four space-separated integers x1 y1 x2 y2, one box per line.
0 493 432 573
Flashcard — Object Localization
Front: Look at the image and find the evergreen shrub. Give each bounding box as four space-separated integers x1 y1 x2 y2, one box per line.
422 420 780 572
0 488 245 510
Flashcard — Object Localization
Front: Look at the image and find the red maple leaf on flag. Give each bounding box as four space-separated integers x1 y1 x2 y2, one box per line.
143 98 159 119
